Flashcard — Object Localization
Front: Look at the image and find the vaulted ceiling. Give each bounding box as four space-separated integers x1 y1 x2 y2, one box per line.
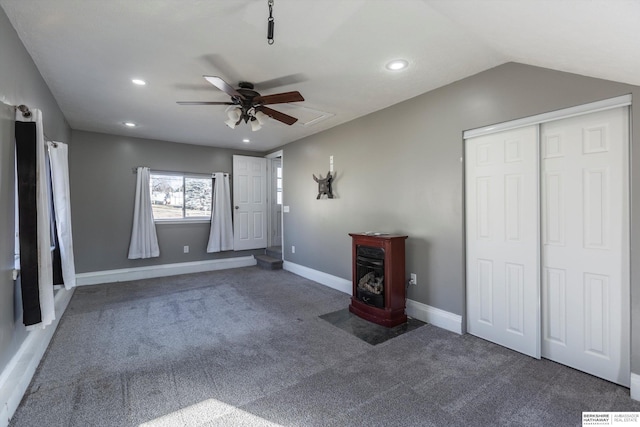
1 0 638 151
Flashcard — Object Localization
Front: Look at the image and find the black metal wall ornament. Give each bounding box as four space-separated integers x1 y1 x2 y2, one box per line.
313 171 334 199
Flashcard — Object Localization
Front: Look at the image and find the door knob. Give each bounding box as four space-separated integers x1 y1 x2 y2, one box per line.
235 206 239 209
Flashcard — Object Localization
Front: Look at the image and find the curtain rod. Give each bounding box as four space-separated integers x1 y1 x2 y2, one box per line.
15 104 32 118
132 167 230 177
14 103 58 146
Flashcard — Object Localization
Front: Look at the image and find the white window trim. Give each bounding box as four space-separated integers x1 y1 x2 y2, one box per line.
155 219 211 225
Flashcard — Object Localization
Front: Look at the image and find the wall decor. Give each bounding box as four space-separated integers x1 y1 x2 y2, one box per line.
313 171 334 199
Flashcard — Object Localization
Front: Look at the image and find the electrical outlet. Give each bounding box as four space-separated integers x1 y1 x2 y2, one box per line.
291 245 296 254
183 245 189 253
410 273 417 285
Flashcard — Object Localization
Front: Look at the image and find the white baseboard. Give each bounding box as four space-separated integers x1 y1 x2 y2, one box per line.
282 261 462 335
631 373 640 401
405 299 462 334
75 256 257 286
0 287 74 427
283 261 352 294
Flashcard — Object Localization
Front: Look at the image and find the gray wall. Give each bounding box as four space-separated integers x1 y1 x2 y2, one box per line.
281 62 640 372
0 7 70 374
69 130 265 273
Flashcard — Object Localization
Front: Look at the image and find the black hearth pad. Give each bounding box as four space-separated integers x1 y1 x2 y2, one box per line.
319 309 425 345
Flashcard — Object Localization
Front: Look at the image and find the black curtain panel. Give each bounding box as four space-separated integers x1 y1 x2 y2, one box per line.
15 121 42 326
51 223 64 286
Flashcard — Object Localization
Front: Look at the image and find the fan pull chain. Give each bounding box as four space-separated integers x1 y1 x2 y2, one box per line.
267 0 275 45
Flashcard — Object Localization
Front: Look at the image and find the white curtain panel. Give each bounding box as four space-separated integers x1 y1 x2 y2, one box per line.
128 167 160 259
207 172 234 252
16 108 55 330
48 141 77 289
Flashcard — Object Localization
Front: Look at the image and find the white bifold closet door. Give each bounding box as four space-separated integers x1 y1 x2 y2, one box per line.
466 106 630 386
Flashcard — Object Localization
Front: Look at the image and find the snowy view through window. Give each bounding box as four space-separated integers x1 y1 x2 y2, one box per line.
150 173 212 220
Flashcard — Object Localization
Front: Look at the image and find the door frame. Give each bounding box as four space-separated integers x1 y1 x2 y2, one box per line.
265 150 283 251
463 94 632 382
464 96 631 139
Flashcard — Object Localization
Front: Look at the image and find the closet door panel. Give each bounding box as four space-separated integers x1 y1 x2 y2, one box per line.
541 106 629 386
465 125 540 358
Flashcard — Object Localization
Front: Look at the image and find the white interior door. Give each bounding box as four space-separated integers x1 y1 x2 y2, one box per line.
540 107 630 386
233 155 267 250
465 125 541 358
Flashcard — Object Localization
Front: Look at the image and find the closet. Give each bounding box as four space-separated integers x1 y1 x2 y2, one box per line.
465 96 630 386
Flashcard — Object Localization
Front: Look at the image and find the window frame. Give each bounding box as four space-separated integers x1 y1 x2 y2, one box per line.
149 170 213 224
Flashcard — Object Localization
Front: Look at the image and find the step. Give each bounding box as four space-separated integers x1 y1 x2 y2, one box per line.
266 246 282 259
255 254 283 270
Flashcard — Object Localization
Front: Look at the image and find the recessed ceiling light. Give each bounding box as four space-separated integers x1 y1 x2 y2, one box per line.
131 79 146 86
124 122 137 127
386 59 409 71
242 138 250 143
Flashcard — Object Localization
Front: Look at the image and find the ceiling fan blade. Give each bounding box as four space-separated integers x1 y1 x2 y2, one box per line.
177 101 234 105
254 73 307 91
257 106 298 125
199 54 241 83
203 76 244 99
254 91 304 105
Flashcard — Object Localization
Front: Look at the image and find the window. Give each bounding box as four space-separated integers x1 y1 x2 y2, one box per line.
150 172 212 221
276 166 283 205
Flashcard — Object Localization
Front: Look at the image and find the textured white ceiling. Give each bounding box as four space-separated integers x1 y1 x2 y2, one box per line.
1 0 637 151
428 0 640 87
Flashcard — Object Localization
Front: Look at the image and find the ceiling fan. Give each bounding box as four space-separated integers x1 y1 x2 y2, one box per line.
177 76 304 130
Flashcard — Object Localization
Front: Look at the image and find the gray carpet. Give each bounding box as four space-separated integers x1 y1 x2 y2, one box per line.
9 266 640 426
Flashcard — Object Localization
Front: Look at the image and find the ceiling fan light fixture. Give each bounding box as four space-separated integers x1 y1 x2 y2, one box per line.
226 107 241 121
254 110 268 125
180 76 303 129
250 118 262 132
